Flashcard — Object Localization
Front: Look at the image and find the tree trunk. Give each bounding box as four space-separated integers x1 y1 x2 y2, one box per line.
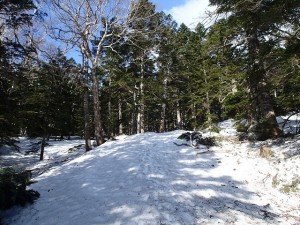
160 103 166 132
39 136 45 161
248 74 282 140
132 87 137 135
160 78 167 132
131 111 135 135
138 60 145 134
137 111 141 134
192 103 196 131
176 101 182 129
139 79 145 133
82 53 92 151
118 99 123 134
204 70 212 129
108 77 112 137
91 69 105 145
247 32 282 140
84 84 92 151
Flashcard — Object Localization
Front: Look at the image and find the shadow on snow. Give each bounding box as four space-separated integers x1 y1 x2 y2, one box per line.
2 132 279 225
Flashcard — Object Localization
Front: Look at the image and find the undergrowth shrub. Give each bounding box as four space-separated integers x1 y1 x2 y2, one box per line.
0 138 20 152
178 132 217 147
0 167 40 210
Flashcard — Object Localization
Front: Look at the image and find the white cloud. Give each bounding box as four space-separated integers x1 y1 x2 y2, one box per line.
166 0 214 29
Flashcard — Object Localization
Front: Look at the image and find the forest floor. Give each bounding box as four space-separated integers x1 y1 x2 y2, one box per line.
1 120 300 225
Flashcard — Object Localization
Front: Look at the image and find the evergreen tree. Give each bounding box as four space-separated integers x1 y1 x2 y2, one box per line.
126 0 160 134
170 23 194 130
0 0 36 143
155 13 178 132
202 20 246 123
21 50 82 139
209 0 300 139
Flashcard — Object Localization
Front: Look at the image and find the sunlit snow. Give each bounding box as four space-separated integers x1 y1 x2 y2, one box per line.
1 120 299 225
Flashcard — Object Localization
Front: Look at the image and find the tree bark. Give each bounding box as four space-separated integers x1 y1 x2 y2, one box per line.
82 54 92 152
137 110 141 134
108 77 113 137
91 69 105 145
132 87 137 135
247 32 282 140
204 69 212 129
84 84 92 151
160 78 167 132
139 80 145 134
118 99 123 134
176 101 182 129
137 59 145 134
192 103 196 131
39 136 45 161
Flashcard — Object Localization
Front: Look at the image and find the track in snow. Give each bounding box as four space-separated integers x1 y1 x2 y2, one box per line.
2 131 290 225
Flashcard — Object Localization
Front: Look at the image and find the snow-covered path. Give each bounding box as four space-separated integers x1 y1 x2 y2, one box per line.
2 130 299 224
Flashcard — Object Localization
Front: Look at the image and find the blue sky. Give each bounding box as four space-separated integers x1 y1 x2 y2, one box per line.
151 0 184 11
150 0 212 28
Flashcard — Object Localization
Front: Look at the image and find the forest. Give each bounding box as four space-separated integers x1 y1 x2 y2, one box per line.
1 1 300 224
0 0 299 151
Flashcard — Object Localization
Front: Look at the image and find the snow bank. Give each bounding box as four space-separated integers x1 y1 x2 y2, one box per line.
218 119 237 136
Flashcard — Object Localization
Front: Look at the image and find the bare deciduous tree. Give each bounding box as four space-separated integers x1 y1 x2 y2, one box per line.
45 0 155 146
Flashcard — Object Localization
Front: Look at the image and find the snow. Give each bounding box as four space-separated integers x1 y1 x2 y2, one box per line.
1 122 300 225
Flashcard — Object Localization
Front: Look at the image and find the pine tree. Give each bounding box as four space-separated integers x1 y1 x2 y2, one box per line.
155 13 178 132
201 20 246 124
209 0 300 139
0 0 36 143
21 50 82 139
126 0 160 134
